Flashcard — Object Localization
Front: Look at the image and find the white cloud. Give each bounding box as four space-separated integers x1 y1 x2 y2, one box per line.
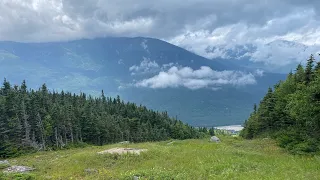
140 39 149 52
118 59 124 65
161 62 178 70
135 66 257 90
129 58 179 76
1 0 320 69
129 57 159 75
250 40 320 66
169 10 320 68
254 69 264 77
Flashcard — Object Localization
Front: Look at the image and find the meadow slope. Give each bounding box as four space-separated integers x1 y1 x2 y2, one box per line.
1 136 320 180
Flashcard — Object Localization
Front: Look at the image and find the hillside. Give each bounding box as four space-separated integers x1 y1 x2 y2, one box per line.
241 54 320 154
1 137 319 179
0 79 205 158
0 37 286 126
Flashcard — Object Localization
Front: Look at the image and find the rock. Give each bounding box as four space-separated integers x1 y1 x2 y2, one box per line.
98 148 148 155
0 160 10 169
167 141 174 145
3 166 35 173
84 168 98 174
0 160 10 166
133 175 140 180
119 141 130 144
210 136 220 143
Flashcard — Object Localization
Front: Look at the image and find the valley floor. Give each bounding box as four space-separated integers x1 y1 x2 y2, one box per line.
1 136 320 180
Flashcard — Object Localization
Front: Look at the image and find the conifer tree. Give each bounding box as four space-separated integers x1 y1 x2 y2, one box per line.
241 54 320 154
305 54 315 84
0 78 204 158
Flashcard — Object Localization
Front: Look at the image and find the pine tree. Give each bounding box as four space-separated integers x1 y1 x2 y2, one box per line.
0 79 202 157
305 54 315 84
253 104 257 114
294 64 305 83
209 128 215 136
241 54 320 153
315 62 320 74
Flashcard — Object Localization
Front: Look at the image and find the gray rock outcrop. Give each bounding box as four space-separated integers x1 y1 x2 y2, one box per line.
3 166 35 173
0 160 10 166
210 136 220 143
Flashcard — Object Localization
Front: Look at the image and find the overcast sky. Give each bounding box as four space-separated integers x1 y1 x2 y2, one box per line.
1 0 320 65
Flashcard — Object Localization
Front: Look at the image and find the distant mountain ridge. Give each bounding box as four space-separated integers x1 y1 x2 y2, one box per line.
0 37 286 126
194 40 320 74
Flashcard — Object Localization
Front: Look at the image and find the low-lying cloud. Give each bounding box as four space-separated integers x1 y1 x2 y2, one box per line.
169 9 320 68
129 58 180 75
129 57 159 75
135 66 257 90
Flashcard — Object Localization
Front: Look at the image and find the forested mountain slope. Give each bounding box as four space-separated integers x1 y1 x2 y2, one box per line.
241 54 320 154
0 79 205 158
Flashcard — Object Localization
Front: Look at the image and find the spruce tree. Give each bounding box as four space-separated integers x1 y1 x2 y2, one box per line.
305 54 315 84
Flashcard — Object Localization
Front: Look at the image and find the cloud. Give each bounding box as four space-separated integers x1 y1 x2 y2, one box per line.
140 39 149 53
1 0 320 42
1 0 320 68
129 57 159 75
168 9 320 67
250 40 320 66
135 66 257 90
118 59 124 65
254 69 264 77
129 58 179 76
161 62 179 70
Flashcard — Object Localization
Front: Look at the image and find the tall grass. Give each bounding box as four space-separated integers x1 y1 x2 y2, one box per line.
1 136 319 179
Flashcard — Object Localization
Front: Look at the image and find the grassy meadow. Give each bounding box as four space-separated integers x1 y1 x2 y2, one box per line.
1 136 320 180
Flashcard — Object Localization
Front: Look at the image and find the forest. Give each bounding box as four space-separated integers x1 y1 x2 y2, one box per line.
0 80 207 158
241 54 320 154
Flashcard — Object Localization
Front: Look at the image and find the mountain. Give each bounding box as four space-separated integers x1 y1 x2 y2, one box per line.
204 40 320 74
0 37 286 126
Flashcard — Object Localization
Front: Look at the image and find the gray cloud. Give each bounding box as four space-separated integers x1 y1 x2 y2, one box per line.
1 0 320 67
0 0 319 41
135 66 257 90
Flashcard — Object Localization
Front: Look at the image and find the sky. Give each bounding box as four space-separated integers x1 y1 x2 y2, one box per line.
0 0 320 66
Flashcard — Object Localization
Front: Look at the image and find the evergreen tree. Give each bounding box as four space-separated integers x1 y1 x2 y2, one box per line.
0 79 205 157
241 54 320 154
305 54 315 84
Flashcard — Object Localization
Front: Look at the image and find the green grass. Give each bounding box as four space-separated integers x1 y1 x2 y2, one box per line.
1 136 320 180
0 164 10 170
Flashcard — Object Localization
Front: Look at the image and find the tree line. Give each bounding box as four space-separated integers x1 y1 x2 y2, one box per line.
0 80 204 158
241 54 320 154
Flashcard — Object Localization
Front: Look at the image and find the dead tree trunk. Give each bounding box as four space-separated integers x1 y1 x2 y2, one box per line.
63 125 67 146
21 101 31 146
36 113 46 150
55 127 59 148
70 125 74 143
